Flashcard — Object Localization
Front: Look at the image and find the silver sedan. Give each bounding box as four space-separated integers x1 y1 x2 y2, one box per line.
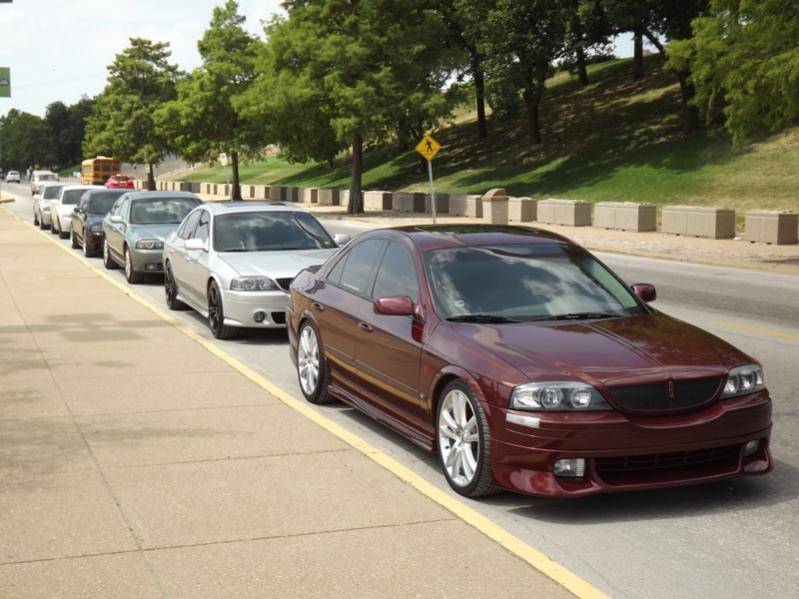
163 201 349 339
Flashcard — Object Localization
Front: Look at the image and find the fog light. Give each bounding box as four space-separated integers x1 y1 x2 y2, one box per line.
553 458 586 478
253 311 266 323
743 440 760 457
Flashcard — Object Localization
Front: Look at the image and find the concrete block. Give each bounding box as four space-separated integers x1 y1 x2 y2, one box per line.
317 188 340 206
744 210 798 245
537 199 592 226
267 186 285 201
449 194 483 218
594 202 656 232
425 193 449 215
662 205 735 239
339 190 350 208
508 197 537 223
393 192 425 213
482 188 509 225
364 191 393 211
302 188 319 204
285 187 300 202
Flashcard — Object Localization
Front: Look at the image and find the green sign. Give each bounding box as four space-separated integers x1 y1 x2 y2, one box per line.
0 68 10 98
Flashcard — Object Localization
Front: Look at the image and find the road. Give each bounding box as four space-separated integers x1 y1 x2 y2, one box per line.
4 183 798 599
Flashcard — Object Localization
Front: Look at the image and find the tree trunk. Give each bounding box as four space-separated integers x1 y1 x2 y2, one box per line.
633 27 644 80
348 132 364 214
230 151 242 200
146 162 156 191
523 89 543 146
576 45 589 86
676 70 700 134
472 57 488 139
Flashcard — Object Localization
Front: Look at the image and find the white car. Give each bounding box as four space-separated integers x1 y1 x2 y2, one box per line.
51 184 93 238
5 170 21 183
32 182 67 229
163 201 350 339
31 170 59 194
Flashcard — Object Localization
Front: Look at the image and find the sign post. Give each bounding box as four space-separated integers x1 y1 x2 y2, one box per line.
415 133 441 224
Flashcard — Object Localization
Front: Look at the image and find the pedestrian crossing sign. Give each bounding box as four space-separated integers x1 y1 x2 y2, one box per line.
416 134 441 161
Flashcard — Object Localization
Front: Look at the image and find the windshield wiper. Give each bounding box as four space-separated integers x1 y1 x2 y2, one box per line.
446 314 520 324
529 312 621 322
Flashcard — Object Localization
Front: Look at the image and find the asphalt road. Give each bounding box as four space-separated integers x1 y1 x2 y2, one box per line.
4 183 798 599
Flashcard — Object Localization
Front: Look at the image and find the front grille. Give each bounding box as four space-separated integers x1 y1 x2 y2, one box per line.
596 444 741 486
275 277 294 292
270 311 286 325
609 376 722 414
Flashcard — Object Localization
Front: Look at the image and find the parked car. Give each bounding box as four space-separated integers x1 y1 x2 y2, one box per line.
70 188 128 256
102 191 201 284
105 173 134 189
287 225 772 498
31 170 59 194
163 201 348 339
51 185 94 238
5 170 21 183
32 182 66 229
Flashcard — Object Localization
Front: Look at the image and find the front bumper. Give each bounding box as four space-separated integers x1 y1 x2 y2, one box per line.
40 209 52 225
489 391 773 497
130 248 165 274
221 288 290 329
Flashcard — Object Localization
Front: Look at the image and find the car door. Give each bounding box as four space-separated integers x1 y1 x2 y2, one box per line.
73 196 89 243
168 209 202 292
106 197 129 261
354 240 426 434
312 238 387 395
182 209 212 307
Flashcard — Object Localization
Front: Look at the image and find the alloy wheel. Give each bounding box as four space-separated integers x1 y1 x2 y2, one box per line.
297 325 320 396
208 285 222 333
438 389 480 487
125 249 132 279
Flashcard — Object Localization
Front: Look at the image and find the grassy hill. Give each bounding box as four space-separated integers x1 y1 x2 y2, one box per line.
183 57 799 214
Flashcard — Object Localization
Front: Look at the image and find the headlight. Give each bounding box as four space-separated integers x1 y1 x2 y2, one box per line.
230 276 279 292
135 239 164 250
510 382 612 411
722 364 765 398
90 223 104 234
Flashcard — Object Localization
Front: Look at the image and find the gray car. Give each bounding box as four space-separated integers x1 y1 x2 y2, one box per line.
102 191 201 284
163 201 349 339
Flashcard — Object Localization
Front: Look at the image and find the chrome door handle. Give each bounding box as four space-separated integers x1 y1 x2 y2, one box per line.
311 302 325 312
358 321 373 332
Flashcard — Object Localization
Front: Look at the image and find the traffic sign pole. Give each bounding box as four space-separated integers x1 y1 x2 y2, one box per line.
415 133 441 226
427 159 436 225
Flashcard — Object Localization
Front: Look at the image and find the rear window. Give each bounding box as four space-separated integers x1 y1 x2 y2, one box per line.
43 186 65 199
129 197 200 225
61 190 86 205
88 192 125 214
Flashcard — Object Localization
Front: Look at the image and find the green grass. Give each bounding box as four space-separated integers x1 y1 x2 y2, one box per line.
183 57 799 214
57 164 81 177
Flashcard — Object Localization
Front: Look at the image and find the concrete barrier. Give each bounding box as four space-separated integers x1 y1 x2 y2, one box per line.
302 188 319 204
267 186 285 201
744 210 798 245
537 199 591 226
340 190 350 208
425 193 449 215
364 190 393 211
508 197 537 223
662 205 735 239
594 202 656 232
318 188 340 206
449 194 483 218
393 192 425 213
482 188 509 225
285 187 300 202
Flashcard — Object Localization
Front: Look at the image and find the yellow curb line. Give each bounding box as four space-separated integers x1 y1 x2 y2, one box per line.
4 207 610 599
712 320 799 343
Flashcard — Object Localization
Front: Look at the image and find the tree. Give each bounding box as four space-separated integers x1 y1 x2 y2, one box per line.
0 109 55 171
83 38 181 190
601 0 655 80
156 1 262 200
44 96 95 168
563 0 612 86
481 0 569 146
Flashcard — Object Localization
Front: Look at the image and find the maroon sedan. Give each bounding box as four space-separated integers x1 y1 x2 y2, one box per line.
287 226 772 498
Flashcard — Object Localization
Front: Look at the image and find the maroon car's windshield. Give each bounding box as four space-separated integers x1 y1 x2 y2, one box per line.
424 243 643 322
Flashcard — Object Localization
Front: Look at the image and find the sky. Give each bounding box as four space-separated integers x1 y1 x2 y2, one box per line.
0 0 635 117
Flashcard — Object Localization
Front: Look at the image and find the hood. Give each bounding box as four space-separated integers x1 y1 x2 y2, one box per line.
220 248 337 279
129 223 181 241
452 312 748 387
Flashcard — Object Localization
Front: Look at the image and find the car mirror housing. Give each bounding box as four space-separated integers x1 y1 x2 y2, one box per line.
374 295 415 316
333 233 351 246
110 215 124 224
184 238 207 251
631 283 657 303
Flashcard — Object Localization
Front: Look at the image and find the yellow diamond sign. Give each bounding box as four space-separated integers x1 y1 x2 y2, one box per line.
416 134 441 161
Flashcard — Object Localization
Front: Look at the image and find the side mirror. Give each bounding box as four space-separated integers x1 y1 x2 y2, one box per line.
374 295 415 316
184 238 206 251
110 215 123 224
631 283 657 303
333 233 351 246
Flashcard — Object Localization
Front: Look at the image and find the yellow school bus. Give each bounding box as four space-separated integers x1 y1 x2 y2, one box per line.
81 156 121 185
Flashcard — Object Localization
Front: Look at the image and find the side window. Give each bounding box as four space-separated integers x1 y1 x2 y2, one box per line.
337 239 387 296
118 199 129 221
178 210 202 240
326 252 348 284
372 241 420 301
194 210 210 243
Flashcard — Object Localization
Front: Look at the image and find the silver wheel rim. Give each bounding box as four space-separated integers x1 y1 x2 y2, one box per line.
297 326 320 396
125 250 132 279
438 389 480 487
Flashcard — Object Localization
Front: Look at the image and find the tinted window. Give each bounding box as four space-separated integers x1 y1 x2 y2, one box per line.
178 210 202 239
129 197 199 225
424 243 642 321
88 192 125 214
337 239 386 296
213 211 336 252
61 189 86 205
373 242 419 301
194 211 210 243
43 185 64 200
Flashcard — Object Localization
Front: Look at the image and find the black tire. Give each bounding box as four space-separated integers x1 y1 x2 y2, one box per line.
39 217 48 230
33 211 39 226
296 320 334 404
59 226 69 239
164 263 189 310
102 238 118 270
436 380 499 498
124 247 142 284
207 280 236 339
82 234 94 257
71 229 80 249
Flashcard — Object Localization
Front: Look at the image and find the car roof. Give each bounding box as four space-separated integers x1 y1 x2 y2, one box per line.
125 191 200 201
40 181 66 189
82 187 128 197
60 184 95 192
380 224 573 251
201 200 308 215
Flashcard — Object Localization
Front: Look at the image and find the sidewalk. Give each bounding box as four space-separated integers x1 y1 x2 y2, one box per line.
0 207 574 598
